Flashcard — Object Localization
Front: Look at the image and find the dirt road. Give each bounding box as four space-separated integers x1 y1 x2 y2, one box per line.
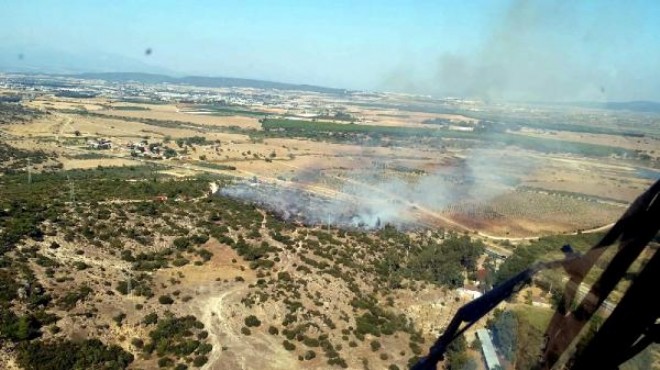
195 284 298 370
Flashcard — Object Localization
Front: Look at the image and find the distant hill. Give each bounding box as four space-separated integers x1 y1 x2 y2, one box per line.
0 46 174 76
73 72 348 95
569 101 660 113
602 101 660 113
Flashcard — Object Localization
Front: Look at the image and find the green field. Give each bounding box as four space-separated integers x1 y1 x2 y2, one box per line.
514 305 553 331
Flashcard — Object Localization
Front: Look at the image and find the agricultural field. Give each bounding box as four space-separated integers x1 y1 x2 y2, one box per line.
2 90 657 237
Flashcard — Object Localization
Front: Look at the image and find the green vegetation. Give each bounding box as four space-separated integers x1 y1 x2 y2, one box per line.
446 335 474 370
16 339 134 370
0 142 58 175
159 295 175 305
495 233 603 285
244 315 262 327
489 309 544 369
0 102 43 125
175 136 211 147
58 285 92 310
260 118 639 158
194 161 237 171
185 104 267 117
406 234 483 288
143 314 211 361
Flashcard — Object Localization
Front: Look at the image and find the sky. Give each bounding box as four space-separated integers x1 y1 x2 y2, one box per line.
2 0 660 101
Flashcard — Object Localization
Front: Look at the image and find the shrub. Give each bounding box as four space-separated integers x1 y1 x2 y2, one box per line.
244 315 261 327
131 338 144 349
283 340 296 351
197 343 213 355
268 326 279 335
197 330 208 339
370 340 381 351
159 295 174 305
241 327 251 335
113 312 126 326
158 357 174 368
303 337 320 347
192 355 208 367
142 312 158 325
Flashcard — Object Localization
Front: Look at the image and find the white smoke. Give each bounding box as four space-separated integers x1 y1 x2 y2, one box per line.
219 147 536 230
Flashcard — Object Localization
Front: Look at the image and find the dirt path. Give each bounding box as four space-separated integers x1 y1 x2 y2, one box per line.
476 222 615 242
196 284 298 370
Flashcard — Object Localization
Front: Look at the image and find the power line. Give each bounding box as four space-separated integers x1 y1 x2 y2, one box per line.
67 175 76 205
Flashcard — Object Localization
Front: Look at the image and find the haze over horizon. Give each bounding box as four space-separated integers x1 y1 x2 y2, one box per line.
2 0 660 101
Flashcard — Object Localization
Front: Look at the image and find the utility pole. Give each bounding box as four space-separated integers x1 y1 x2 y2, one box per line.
67 175 76 205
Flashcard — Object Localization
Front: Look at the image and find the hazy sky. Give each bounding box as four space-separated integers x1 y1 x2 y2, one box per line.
2 0 660 101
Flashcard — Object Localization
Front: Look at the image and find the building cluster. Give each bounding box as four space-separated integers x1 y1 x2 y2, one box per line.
87 138 112 149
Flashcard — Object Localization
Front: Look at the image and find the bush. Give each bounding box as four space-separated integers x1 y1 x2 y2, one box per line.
192 355 208 367
283 340 296 351
159 295 174 305
113 312 126 326
197 249 213 261
58 285 92 310
197 330 208 339
131 338 144 349
371 340 381 351
197 343 213 355
173 237 190 250
268 326 279 335
303 337 320 347
158 357 174 368
143 312 158 325
244 315 261 327
241 327 251 335
304 350 317 360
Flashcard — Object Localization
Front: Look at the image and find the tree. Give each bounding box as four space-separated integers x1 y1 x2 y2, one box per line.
192 356 208 367
158 295 174 305
244 315 261 327
446 334 469 370
164 148 178 159
490 310 518 362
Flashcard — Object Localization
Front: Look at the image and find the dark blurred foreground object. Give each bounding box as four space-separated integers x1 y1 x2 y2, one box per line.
412 179 660 370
